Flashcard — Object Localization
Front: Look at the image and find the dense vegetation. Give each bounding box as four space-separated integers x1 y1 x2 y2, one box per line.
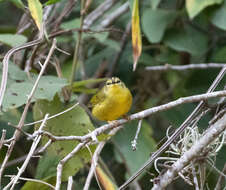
0 0 226 189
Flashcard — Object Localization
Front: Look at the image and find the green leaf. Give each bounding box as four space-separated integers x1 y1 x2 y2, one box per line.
44 0 61 5
0 62 68 111
142 9 177 43
210 1 226 30
0 34 27 47
150 0 161 9
164 26 208 55
35 154 60 179
72 87 98 94
27 0 43 30
61 19 80 30
113 121 156 174
211 47 226 62
33 95 95 181
2 75 68 111
72 78 107 94
186 0 223 19
73 78 107 88
9 0 25 9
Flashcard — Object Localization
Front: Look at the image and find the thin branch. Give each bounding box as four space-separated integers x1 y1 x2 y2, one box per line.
119 65 226 189
0 27 44 108
0 39 57 185
21 90 226 148
215 163 226 190
55 141 88 190
4 114 49 190
107 21 131 77
131 120 142 151
67 176 73 190
83 0 118 29
83 127 122 190
52 0 78 31
0 129 6 150
83 142 105 190
151 113 226 190
24 103 79 126
5 175 55 189
69 0 86 87
99 2 129 28
145 63 225 71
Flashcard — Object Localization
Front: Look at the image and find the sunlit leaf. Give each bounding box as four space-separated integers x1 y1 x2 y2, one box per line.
186 0 223 19
131 0 142 71
27 0 43 30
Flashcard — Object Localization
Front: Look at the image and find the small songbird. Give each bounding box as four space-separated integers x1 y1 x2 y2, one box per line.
90 77 132 121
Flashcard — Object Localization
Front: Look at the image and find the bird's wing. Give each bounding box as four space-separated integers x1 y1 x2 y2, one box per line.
89 88 106 107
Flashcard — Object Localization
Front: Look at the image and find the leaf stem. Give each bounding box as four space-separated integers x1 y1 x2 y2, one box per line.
69 0 86 89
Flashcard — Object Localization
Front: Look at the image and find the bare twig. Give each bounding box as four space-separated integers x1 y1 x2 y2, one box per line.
107 22 131 77
52 0 78 31
0 130 6 150
67 176 73 190
131 120 142 151
69 0 85 88
151 113 226 190
55 141 88 190
119 65 226 189
84 127 122 190
215 163 226 190
145 63 225 71
0 39 57 185
100 2 129 28
83 0 118 29
24 102 79 126
83 142 105 190
5 175 55 189
5 114 49 190
0 28 44 109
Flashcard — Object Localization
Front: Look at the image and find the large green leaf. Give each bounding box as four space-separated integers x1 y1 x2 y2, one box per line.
150 0 161 9
113 121 156 174
186 0 223 19
210 1 226 30
0 34 27 47
164 26 208 55
142 9 177 43
0 62 68 111
33 95 95 181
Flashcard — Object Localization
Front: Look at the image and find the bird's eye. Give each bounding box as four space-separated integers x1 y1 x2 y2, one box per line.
115 80 120 84
106 82 111 85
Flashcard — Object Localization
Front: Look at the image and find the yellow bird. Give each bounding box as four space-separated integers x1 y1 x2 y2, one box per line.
90 77 132 121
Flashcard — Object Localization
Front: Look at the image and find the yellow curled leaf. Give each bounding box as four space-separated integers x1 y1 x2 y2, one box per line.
132 0 142 71
96 166 117 190
27 0 43 30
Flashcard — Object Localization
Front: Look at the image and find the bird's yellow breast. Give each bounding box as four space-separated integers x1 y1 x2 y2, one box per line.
91 84 132 121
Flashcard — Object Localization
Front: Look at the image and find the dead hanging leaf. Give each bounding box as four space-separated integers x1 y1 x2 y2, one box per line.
132 0 142 71
27 0 43 30
96 166 117 190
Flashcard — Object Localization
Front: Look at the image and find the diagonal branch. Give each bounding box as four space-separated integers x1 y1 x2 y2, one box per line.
152 113 226 190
